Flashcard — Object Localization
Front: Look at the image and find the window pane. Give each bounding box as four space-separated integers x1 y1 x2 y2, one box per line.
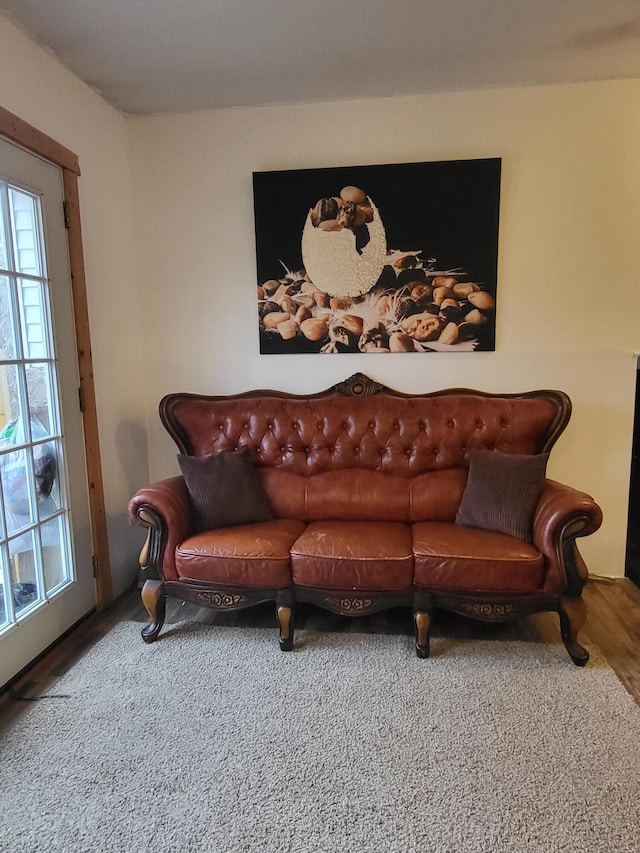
0 545 10 628
1 446 35 533
0 196 9 271
19 279 50 360
33 440 59 521
9 189 43 277
0 363 23 436
0 275 19 360
27 364 58 436
9 529 42 614
42 515 69 593
0 478 6 541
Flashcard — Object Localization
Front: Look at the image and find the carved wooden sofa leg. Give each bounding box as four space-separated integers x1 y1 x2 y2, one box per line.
276 589 294 651
558 595 589 666
141 579 166 644
414 610 431 659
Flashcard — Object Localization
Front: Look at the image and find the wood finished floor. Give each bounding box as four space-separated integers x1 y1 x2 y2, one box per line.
2 576 640 732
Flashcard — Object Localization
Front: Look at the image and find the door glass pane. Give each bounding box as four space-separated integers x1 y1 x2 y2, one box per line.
33 440 59 521
0 202 9 270
1 446 35 532
0 545 11 629
27 363 57 434
0 363 21 428
0 276 19 360
9 188 44 277
0 588 8 629
9 529 42 614
42 515 67 593
19 278 50 359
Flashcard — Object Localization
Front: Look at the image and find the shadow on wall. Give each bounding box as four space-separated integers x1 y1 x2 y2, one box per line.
116 419 150 495
107 511 145 596
112 420 151 595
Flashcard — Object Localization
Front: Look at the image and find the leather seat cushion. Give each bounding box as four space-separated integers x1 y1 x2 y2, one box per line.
291 521 413 590
176 518 305 587
412 521 544 592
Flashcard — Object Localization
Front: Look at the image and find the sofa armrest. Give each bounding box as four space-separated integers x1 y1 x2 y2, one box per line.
532 479 603 595
128 476 193 582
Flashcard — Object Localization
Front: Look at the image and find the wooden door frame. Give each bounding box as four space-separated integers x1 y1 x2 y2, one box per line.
0 105 112 609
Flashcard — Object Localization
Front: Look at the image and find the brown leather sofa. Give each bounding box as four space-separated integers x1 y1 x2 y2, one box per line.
129 373 602 664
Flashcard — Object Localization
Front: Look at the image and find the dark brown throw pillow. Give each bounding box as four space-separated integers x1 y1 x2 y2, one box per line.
177 448 273 532
455 448 549 542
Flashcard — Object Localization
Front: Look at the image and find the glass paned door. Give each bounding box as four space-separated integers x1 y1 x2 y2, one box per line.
0 138 94 687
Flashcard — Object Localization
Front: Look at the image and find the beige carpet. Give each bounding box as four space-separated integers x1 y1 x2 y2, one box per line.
1 623 639 853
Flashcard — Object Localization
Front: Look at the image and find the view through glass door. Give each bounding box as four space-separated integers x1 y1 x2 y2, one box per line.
0 137 94 687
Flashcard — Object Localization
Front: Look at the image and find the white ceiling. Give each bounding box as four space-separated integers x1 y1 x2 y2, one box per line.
1 0 640 115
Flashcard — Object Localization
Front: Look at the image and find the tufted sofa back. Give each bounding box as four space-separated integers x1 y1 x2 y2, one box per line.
161 374 570 523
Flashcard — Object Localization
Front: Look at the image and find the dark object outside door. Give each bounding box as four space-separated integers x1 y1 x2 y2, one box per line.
625 360 640 586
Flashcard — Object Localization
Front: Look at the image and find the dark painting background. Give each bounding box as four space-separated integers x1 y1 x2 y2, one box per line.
253 158 501 352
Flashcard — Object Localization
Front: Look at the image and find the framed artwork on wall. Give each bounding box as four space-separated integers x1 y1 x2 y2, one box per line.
253 158 501 354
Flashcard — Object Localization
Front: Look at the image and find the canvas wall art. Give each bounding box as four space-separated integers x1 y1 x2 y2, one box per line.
253 158 501 354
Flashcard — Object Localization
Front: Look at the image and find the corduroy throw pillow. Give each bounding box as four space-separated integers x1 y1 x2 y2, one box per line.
177 448 273 532
455 448 549 542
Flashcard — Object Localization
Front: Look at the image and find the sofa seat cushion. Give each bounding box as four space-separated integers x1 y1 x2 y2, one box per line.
176 518 305 588
412 521 544 592
291 521 413 590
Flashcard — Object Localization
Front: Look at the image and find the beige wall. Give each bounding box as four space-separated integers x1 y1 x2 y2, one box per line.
129 80 640 578
0 16 148 595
